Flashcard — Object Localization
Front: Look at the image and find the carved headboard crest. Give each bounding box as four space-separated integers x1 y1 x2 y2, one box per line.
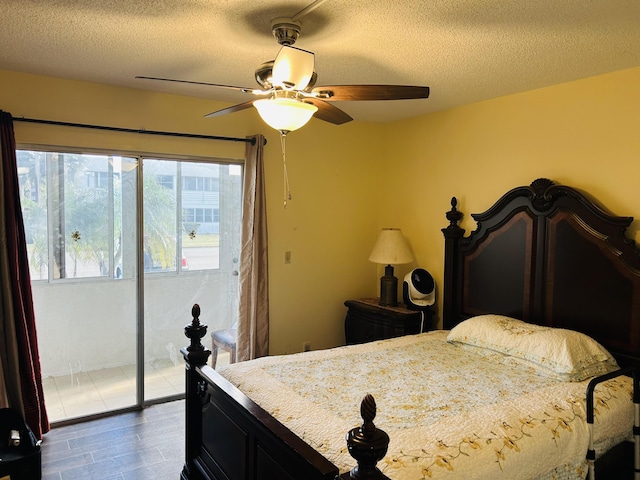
528 177 555 211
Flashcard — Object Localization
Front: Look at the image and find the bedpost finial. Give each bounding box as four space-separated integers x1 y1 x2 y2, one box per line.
446 197 462 223
360 393 377 432
182 304 210 365
346 395 390 479
191 303 201 326
184 304 209 357
443 196 464 237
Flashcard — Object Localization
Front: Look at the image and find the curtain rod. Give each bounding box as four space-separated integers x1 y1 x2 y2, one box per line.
13 116 262 145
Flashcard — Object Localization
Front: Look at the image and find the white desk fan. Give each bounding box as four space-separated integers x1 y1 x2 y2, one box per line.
403 268 435 310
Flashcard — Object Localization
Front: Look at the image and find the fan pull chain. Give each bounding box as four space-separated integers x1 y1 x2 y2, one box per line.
280 132 292 208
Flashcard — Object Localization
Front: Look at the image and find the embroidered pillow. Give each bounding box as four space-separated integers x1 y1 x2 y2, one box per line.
447 314 619 381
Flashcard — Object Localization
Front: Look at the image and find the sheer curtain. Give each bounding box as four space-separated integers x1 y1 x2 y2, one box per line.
0 111 49 438
236 134 269 362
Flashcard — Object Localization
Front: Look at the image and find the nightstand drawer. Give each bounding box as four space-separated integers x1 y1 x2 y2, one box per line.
344 297 434 345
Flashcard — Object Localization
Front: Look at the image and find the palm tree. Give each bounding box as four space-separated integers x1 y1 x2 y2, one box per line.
16 151 177 279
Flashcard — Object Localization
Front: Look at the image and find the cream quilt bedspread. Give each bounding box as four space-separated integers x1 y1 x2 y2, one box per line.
217 331 633 479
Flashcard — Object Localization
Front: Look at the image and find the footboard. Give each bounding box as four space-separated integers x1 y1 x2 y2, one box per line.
180 304 391 480
187 364 339 480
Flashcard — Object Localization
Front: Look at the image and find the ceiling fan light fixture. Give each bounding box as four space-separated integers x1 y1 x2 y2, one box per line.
272 45 315 90
253 97 318 133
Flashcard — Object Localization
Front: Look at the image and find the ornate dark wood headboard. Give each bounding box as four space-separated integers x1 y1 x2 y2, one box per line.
442 178 640 368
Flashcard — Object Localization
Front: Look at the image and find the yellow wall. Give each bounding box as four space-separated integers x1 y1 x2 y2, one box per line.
259 122 386 353
382 66 640 327
1 66 639 352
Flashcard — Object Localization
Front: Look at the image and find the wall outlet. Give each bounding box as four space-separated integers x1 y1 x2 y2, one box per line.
303 341 311 352
284 251 292 264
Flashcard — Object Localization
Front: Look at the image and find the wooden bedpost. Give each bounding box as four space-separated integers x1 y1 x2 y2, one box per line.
441 196 465 330
344 394 391 480
180 304 211 480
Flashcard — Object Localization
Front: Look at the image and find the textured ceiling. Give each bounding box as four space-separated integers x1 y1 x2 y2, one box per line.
1 0 640 123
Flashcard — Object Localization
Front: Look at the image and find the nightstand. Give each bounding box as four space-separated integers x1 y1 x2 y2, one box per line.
344 297 435 345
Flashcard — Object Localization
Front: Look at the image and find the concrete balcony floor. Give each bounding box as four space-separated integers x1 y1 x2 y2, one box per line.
43 352 230 423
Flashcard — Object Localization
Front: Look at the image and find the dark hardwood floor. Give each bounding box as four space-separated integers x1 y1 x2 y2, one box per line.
41 400 184 480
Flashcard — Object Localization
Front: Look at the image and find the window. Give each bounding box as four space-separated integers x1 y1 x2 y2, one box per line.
183 207 216 224
182 175 219 192
183 176 197 191
85 171 110 189
157 175 174 190
18 150 242 279
17 151 131 280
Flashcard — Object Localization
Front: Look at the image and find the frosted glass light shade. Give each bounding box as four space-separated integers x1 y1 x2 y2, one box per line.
272 45 315 90
368 228 414 265
253 98 318 132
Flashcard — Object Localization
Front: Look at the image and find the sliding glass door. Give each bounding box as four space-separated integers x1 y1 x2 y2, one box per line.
141 159 242 402
17 151 139 420
17 149 241 422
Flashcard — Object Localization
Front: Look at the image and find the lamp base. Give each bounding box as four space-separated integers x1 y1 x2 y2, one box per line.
379 265 398 307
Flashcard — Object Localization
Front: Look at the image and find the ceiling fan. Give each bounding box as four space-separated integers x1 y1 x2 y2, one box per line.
136 1 430 132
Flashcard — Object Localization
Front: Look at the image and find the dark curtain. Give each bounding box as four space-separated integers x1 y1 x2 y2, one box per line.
0 111 49 438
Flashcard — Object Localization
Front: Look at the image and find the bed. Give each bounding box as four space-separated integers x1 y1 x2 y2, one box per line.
180 178 640 480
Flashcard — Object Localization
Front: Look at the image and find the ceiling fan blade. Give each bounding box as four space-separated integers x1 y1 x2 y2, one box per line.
204 100 257 118
303 98 353 125
136 76 265 94
311 85 430 101
272 46 315 90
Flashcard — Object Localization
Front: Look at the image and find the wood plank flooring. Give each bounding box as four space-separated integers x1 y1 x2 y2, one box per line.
41 400 184 480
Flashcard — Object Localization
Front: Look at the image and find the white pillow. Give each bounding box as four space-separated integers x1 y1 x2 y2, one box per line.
447 314 619 382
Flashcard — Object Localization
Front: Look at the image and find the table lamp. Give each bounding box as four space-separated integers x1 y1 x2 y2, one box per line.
368 228 414 306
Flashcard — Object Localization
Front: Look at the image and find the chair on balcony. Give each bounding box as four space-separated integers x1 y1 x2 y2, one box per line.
211 324 237 369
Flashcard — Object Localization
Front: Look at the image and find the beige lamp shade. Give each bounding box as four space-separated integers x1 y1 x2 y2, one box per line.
369 228 414 265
